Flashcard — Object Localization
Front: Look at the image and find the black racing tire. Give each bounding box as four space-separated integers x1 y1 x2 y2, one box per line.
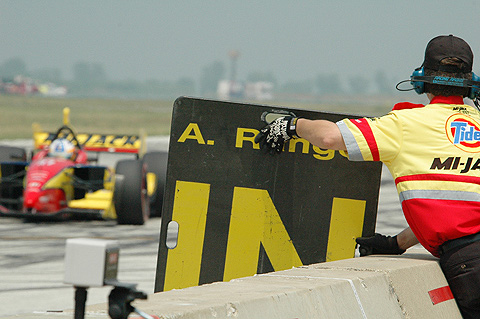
114 159 149 225
0 146 26 162
142 151 168 217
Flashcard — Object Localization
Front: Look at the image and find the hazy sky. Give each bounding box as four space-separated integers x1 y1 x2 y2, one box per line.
1 0 480 87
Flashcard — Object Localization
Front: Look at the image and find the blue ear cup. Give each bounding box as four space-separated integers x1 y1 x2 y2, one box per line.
410 67 425 94
411 68 480 99
470 72 480 100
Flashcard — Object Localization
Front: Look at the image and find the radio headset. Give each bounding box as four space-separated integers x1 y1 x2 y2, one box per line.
396 67 480 109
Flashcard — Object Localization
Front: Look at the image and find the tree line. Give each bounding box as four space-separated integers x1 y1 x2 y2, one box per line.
0 57 400 100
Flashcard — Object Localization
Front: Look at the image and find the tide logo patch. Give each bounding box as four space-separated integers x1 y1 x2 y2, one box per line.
446 114 480 152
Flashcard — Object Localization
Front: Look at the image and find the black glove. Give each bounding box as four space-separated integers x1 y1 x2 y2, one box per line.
355 233 406 256
254 116 299 154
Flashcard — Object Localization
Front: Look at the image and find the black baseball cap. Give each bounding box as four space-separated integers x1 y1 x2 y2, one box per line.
423 35 473 73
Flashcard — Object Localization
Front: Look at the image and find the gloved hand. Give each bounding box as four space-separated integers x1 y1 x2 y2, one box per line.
355 233 406 256
254 116 299 154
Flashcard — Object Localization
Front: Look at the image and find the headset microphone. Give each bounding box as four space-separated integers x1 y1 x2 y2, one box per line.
407 67 480 100
395 67 480 110
396 67 480 104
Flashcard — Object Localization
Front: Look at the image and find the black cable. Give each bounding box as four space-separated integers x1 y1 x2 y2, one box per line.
474 98 480 112
395 79 416 92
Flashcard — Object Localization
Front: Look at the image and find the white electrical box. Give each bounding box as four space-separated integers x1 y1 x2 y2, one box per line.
64 238 120 287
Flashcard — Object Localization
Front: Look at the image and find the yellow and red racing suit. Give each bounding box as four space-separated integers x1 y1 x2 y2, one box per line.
337 96 480 256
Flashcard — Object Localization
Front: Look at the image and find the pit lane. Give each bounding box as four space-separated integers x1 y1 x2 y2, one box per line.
0 137 407 317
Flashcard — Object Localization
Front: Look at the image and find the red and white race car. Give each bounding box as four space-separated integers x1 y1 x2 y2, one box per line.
0 108 167 225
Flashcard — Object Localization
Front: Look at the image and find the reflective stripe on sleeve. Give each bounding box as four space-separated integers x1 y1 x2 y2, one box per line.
399 189 480 203
336 120 364 161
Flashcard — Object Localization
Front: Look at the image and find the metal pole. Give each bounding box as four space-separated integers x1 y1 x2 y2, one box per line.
74 286 88 319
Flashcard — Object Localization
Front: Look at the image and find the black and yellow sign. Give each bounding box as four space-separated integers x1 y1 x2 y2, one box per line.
154 97 382 292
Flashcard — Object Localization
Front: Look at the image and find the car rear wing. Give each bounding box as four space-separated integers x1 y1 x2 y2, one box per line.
32 108 147 157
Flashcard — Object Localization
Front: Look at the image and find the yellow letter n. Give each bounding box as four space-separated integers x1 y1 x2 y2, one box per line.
223 187 302 281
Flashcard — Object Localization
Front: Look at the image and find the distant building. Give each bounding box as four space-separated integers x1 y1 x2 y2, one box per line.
245 81 273 101
217 80 273 101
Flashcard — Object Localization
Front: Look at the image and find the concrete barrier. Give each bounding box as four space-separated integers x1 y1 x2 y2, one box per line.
7 248 461 319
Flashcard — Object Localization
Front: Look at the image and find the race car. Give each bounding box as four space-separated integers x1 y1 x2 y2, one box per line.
0 107 167 225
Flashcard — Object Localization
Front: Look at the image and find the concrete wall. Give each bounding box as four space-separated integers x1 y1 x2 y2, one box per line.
124 249 460 319
11 248 462 319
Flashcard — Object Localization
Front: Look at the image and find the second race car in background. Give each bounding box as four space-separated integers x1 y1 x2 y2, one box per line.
0 107 167 225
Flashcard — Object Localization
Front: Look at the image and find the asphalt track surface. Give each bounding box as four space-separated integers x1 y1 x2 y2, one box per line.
0 217 162 317
0 137 409 318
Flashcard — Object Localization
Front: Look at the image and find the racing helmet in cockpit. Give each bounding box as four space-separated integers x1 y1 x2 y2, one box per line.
48 138 75 160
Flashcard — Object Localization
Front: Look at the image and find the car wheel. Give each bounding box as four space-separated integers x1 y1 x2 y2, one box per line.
142 151 168 217
114 159 149 225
